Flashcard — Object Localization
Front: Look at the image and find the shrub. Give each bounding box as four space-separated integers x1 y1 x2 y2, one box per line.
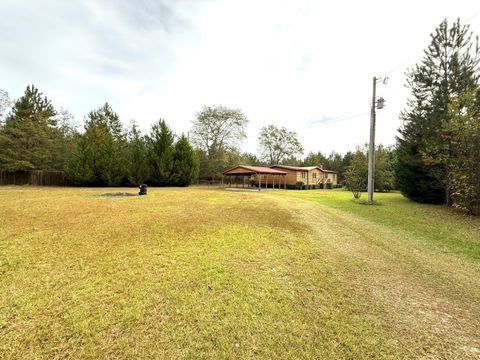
296 181 304 190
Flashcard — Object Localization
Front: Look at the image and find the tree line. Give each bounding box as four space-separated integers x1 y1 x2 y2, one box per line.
0 87 199 186
0 87 396 191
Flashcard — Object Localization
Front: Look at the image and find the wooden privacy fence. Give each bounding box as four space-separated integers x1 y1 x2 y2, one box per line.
0 170 65 186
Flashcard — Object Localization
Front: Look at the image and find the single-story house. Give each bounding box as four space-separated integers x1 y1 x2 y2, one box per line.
269 165 337 186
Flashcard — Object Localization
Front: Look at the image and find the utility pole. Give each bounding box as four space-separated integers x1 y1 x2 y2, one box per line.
367 77 377 203
367 77 386 204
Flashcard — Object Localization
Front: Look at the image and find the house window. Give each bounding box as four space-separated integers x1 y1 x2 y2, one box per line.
301 172 306 179
313 173 317 179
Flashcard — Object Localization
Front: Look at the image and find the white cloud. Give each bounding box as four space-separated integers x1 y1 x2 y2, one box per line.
1 0 479 155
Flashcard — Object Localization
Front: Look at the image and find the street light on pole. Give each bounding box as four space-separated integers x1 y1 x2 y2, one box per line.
367 76 387 204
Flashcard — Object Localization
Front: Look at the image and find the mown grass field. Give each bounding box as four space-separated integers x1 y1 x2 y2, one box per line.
0 186 479 359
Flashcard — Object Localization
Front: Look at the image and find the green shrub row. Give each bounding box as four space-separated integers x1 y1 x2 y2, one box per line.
284 182 340 190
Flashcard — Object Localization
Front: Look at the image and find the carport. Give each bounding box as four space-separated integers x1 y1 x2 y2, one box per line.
221 165 287 190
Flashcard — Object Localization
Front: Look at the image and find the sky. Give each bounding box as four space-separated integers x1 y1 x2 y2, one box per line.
1 0 479 156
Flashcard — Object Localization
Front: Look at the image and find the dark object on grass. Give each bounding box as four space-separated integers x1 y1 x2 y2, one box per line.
139 184 147 195
98 192 136 197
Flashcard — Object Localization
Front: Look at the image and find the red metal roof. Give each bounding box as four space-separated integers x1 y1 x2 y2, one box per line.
223 165 287 175
271 165 337 173
271 165 312 171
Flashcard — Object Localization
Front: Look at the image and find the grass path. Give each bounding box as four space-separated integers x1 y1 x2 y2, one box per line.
0 187 479 359
266 192 480 358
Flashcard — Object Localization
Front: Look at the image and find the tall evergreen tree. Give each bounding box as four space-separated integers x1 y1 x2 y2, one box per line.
125 121 149 185
68 103 125 186
52 108 79 172
0 85 61 171
67 132 95 185
147 119 174 186
98 133 124 186
172 134 199 186
396 19 479 204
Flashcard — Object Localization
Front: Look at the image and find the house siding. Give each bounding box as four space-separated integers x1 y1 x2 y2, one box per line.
270 165 338 186
284 169 298 184
308 169 323 185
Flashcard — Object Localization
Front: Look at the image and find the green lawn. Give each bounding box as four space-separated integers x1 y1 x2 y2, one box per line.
0 186 479 359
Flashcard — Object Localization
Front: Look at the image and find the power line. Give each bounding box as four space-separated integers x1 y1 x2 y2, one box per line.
298 111 370 131
384 50 424 76
465 8 480 22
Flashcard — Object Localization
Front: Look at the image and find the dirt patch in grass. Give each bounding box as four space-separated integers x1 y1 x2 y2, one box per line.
97 192 138 197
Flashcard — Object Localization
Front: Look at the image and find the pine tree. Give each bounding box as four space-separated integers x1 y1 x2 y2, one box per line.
125 121 149 185
0 85 60 171
98 134 124 186
66 133 94 185
68 103 125 186
50 108 78 172
147 119 174 186
396 19 480 204
172 134 199 186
